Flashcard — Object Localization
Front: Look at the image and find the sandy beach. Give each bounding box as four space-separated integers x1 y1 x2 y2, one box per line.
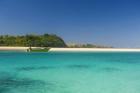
0 47 29 51
0 47 38 51
49 48 140 52
1 47 140 52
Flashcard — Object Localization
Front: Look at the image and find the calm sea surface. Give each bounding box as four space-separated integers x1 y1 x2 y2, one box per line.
0 52 140 93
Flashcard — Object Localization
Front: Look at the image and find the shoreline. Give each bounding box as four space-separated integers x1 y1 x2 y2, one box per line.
1 47 140 52
0 47 38 52
49 48 140 52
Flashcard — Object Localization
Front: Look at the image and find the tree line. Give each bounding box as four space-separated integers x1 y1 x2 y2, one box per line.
0 34 67 47
67 43 112 48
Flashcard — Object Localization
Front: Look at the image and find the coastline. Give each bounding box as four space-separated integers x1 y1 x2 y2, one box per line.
49 48 140 52
1 47 140 52
0 47 38 52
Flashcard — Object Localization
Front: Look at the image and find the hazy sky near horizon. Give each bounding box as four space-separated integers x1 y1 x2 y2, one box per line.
0 0 140 47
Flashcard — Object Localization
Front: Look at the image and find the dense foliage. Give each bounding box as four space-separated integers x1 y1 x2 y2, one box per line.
0 34 67 47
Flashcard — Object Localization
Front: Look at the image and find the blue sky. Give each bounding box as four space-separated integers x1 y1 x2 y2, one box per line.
0 0 140 47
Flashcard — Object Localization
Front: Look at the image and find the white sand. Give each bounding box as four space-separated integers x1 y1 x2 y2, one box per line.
0 47 38 51
1 47 140 52
49 48 140 52
0 47 28 51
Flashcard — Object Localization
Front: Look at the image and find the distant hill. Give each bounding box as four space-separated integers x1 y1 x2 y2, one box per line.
0 34 67 47
0 34 113 48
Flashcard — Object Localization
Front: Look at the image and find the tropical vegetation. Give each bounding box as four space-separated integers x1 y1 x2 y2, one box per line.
0 34 67 47
67 43 112 48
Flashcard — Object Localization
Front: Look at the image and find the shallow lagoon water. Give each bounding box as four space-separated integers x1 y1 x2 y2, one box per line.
0 52 140 93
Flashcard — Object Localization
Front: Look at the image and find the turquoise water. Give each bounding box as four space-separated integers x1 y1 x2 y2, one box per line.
0 52 140 93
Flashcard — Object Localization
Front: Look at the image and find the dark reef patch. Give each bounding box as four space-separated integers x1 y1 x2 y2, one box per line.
99 67 122 72
16 66 56 71
67 64 92 69
0 72 47 93
108 58 140 64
